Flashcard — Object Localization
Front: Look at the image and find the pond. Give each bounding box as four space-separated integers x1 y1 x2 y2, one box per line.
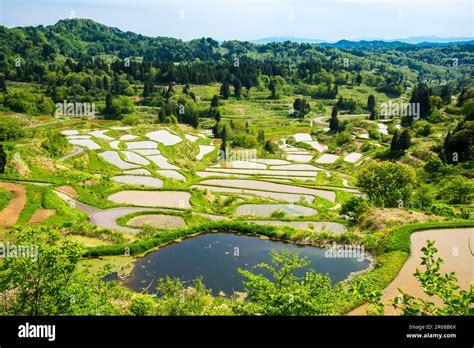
123 232 370 296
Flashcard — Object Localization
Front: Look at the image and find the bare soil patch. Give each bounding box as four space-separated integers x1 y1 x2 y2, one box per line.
29 209 56 224
0 182 27 227
56 185 78 198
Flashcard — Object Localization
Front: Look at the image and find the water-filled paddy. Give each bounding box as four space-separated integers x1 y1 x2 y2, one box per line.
236 203 317 216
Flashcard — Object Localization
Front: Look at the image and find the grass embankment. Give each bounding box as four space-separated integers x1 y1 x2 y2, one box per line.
0 188 12 211
83 220 365 257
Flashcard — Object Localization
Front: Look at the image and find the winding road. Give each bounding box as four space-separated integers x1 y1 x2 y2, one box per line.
58 146 85 162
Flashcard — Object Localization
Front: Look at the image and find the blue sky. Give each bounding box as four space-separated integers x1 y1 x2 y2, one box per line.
0 0 472 41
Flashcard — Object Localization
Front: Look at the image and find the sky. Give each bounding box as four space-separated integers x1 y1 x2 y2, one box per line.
0 0 472 42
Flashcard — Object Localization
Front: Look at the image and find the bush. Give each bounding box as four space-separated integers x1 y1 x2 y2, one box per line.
439 176 473 204
0 117 26 141
356 162 416 207
42 131 70 157
368 126 381 140
121 114 139 126
335 131 352 146
130 294 156 316
340 196 370 222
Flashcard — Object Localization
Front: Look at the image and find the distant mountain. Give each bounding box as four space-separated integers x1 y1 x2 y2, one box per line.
393 36 474 44
251 36 474 48
251 36 326 44
319 40 413 49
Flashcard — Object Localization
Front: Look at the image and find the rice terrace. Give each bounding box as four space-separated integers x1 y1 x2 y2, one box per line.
0 0 473 323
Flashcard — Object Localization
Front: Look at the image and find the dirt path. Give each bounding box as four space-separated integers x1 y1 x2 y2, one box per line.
0 182 27 227
29 209 56 224
349 228 474 315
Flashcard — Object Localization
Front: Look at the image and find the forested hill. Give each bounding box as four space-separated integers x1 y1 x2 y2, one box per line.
0 18 472 94
1 18 473 64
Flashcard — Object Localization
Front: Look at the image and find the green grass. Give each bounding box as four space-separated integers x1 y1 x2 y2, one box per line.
0 188 12 211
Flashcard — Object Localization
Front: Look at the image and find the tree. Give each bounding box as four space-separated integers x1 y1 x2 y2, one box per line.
237 250 343 315
356 162 416 207
390 131 400 152
220 125 228 159
442 116 474 163
210 95 219 108
0 145 6 173
233 79 242 100
0 227 121 315
410 83 432 119
102 76 109 90
158 108 167 123
191 112 199 129
292 98 310 118
440 176 473 204
264 140 278 154
182 83 191 95
0 75 7 93
329 106 340 133
369 109 377 120
257 130 265 145
440 85 451 105
367 95 375 111
104 93 113 115
398 130 411 150
142 81 151 97
220 81 230 99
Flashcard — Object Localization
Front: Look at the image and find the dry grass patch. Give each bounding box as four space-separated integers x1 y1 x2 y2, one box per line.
359 208 443 231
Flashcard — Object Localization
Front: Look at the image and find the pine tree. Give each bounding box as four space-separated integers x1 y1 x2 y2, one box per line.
390 131 400 152
191 112 199 129
369 109 377 120
367 95 375 111
211 95 219 108
329 106 340 133
158 108 167 123
399 130 411 150
103 76 109 90
220 81 230 99
234 79 242 100
105 93 113 115
220 125 228 159
410 83 432 118
143 81 150 98
440 86 451 105
0 75 7 93
183 84 191 95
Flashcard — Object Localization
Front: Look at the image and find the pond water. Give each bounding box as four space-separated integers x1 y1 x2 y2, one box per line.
124 232 370 295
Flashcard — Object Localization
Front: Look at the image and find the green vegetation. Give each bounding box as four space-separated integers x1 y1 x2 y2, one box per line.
0 187 12 210
0 18 472 317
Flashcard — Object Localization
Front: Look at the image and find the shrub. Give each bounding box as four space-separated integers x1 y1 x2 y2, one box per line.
356 162 416 207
